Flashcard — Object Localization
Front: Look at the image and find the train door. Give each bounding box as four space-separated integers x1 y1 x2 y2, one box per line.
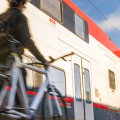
82 58 94 120
72 55 84 120
72 54 94 120
105 55 119 108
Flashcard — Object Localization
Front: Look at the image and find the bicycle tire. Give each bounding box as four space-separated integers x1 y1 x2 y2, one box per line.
42 87 69 120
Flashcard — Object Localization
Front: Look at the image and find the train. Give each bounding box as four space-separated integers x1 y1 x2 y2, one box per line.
1 0 120 120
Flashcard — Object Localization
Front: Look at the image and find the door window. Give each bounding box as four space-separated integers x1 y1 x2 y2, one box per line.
74 64 82 101
84 69 91 100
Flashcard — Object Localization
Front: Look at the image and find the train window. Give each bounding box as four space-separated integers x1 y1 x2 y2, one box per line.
75 13 85 40
33 64 44 89
109 70 115 90
30 57 44 89
48 66 66 96
40 0 62 22
22 55 33 89
74 64 81 101
84 69 91 100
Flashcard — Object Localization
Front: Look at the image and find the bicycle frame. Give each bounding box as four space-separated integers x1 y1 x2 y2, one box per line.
0 54 62 119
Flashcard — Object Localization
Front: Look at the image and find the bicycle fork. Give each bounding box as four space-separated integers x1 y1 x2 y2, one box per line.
48 84 63 118
30 70 63 118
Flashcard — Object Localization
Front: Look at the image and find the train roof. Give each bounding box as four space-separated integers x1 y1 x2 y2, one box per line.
63 0 120 58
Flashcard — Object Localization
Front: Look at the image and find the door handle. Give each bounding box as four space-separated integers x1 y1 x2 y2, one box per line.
86 99 91 104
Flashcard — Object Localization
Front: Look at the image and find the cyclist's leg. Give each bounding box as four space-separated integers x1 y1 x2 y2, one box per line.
15 67 27 107
0 79 4 91
21 67 27 89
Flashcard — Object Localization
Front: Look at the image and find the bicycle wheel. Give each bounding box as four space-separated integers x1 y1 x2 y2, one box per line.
42 87 69 120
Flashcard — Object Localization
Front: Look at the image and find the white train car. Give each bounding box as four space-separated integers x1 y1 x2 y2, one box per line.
1 0 120 120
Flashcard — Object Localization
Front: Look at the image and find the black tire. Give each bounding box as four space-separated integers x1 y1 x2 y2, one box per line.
42 88 69 120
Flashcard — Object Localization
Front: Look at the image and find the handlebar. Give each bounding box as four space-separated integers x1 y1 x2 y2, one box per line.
49 52 75 63
27 52 75 66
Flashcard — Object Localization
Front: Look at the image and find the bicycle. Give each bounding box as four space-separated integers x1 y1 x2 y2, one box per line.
0 34 74 120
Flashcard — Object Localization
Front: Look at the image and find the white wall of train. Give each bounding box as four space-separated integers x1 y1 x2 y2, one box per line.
1 1 120 120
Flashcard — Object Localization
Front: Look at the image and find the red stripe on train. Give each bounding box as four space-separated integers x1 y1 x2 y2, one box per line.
5 86 120 111
6 86 74 103
63 0 120 58
27 90 74 103
93 103 120 112
93 103 109 110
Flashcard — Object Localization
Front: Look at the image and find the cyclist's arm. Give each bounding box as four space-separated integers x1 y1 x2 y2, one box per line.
23 38 46 63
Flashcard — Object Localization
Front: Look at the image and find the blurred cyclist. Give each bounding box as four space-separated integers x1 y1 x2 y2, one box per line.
0 0 49 66
0 0 50 86
0 0 50 106
0 0 50 105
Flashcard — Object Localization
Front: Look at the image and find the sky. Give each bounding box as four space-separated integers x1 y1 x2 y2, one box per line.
71 0 120 48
